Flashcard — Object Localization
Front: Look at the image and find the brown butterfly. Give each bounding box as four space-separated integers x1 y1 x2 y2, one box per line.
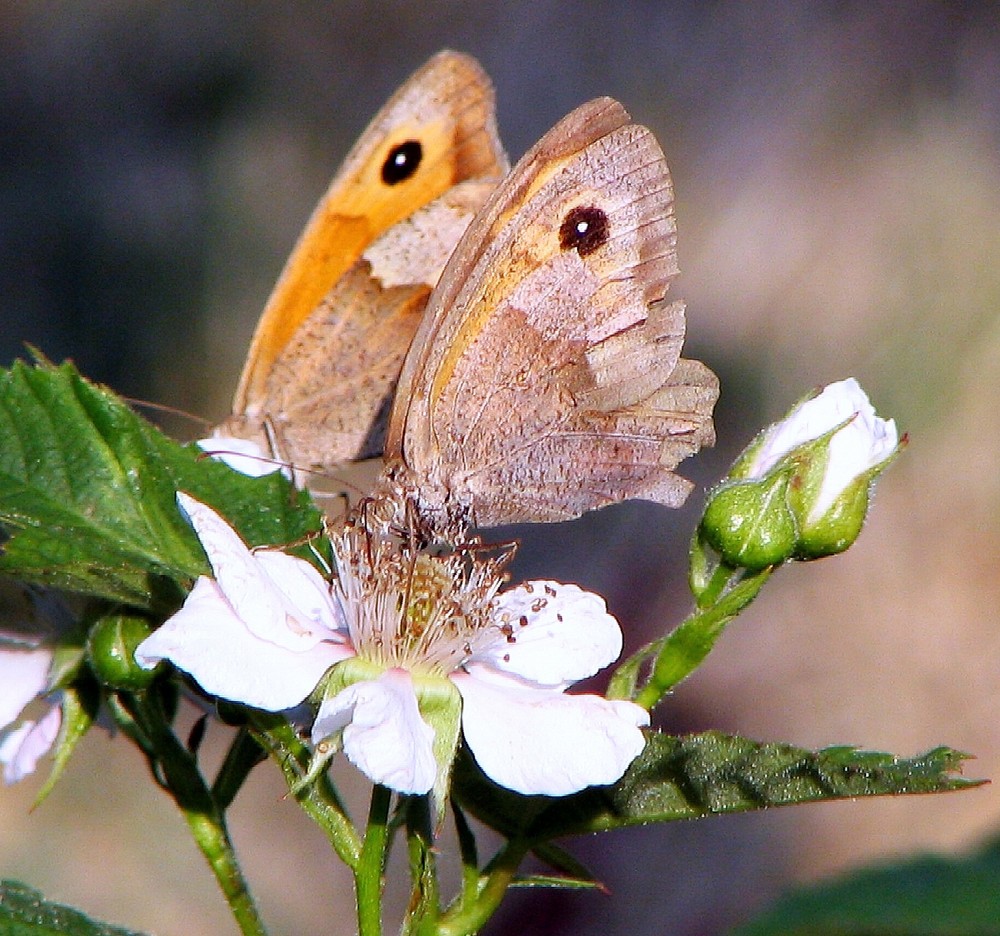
216 51 508 471
376 95 719 533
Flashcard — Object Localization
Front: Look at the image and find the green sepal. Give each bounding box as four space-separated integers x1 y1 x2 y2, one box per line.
32 677 100 809
794 475 870 559
793 437 903 560
700 472 798 571
412 673 462 818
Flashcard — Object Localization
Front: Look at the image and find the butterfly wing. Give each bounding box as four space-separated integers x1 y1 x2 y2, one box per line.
386 97 718 527
221 50 507 468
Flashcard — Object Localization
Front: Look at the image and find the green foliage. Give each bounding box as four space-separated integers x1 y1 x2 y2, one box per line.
732 833 1000 936
0 357 321 610
454 733 980 845
0 880 146 936
32 680 99 809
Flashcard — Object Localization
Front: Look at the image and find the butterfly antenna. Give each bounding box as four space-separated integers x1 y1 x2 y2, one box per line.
125 397 213 432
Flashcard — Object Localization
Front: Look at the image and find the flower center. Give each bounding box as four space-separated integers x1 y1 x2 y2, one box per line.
330 523 508 676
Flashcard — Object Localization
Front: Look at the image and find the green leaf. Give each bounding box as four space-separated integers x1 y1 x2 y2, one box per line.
0 880 147 935
732 834 1000 936
453 732 981 844
0 357 322 610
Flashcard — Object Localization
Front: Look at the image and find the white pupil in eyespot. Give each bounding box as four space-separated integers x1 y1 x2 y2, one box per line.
576 220 589 235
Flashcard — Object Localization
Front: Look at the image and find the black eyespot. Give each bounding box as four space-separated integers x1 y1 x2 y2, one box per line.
558 205 609 257
381 140 423 184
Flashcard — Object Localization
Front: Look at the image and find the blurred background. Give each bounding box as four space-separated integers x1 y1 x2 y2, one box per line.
2 2 999 934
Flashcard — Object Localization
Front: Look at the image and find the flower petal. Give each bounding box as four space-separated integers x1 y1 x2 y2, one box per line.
255 551 347 643
135 577 352 710
313 669 436 795
177 493 287 637
813 402 898 520
475 582 622 688
197 436 288 478
454 668 649 796
177 493 342 651
0 648 52 730
0 702 61 784
750 378 894 479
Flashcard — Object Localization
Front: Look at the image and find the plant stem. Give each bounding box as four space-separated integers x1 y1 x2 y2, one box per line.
452 804 481 911
125 690 268 936
696 561 737 609
185 808 268 936
251 719 362 869
434 839 529 936
406 797 439 936
357 783 392 936
634 566 773 710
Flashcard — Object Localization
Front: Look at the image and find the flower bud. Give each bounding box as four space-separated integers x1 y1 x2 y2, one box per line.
701 379 900 568
87 612 157 691
701 472 798 571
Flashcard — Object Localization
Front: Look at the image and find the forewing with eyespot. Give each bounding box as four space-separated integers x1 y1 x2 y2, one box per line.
220 50 508 470
389 97 718 527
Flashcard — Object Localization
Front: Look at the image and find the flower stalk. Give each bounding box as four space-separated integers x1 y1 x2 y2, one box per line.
117 688 267 936
357 783 393 936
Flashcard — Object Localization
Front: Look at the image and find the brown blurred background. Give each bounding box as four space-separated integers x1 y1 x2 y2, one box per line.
2 2 999 934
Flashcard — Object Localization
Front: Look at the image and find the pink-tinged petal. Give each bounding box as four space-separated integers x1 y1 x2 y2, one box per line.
177 493 341 651
0 648 52 729
313 670 436 795
196 437 289 478
454 667 649 796
476 582 623 688
135 577 352 711
0 702 61 784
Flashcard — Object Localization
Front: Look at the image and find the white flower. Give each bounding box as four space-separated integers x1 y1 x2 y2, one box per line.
137 494 649 797
746 378 898 522
0 698 61 785
0 646 58 785
136 493 352 710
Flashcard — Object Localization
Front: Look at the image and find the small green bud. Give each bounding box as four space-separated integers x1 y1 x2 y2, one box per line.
86 613 158 691
701 474 798 571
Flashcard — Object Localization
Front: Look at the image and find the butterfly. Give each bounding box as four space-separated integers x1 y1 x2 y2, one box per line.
215 50 508 471
214 52 717 535
377 94 719 533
